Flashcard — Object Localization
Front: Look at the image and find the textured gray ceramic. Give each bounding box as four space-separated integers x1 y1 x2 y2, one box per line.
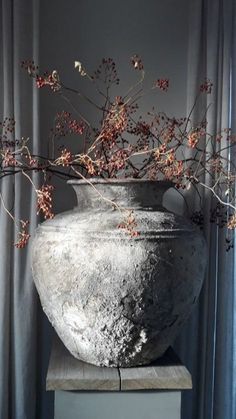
32 179 207 367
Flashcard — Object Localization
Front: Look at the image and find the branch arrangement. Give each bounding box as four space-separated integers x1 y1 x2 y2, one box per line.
0 55 235 248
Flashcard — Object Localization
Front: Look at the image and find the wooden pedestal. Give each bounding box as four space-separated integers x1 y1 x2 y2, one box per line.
47 336 192 419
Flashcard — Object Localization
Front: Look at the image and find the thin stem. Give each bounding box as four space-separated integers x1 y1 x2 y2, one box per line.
0 192 15 222
192 177 236 212
59 92 91 127
22 171 38 192
61 84 103 111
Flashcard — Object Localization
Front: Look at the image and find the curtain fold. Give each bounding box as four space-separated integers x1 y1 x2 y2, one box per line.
0 1 41 418
175 1 236 418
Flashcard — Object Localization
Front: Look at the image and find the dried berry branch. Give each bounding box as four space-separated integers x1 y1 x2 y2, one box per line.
0 55 235 247
0 192 30 248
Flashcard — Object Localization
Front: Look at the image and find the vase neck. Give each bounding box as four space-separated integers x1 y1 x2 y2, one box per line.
70 181 172 211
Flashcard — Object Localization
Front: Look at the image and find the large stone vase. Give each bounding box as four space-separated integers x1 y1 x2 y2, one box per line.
32 179 207 367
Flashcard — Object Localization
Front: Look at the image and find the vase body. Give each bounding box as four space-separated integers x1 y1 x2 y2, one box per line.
32 179 206 367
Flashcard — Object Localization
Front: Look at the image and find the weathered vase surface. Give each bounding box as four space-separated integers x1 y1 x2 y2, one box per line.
32 179 207 367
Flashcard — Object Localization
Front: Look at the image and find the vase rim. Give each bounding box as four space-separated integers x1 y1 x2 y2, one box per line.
67 178 174 187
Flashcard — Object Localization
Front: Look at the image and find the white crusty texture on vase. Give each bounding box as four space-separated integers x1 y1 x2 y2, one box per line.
31 180 207 367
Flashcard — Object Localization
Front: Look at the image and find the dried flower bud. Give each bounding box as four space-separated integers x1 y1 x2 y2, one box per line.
131 55 144 70
74 61 87 76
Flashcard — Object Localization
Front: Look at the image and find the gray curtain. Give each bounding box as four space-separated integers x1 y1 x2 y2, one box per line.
0 1 47 418
175 0 236 418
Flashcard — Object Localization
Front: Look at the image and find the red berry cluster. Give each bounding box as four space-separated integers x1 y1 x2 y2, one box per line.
14 220 30 248
154 78 169 92
36 184 54 219
0 117 15 135
200 78 213 94
93 58 120 86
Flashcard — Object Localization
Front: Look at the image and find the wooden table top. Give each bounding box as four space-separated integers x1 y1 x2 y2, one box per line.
46 335 192 391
